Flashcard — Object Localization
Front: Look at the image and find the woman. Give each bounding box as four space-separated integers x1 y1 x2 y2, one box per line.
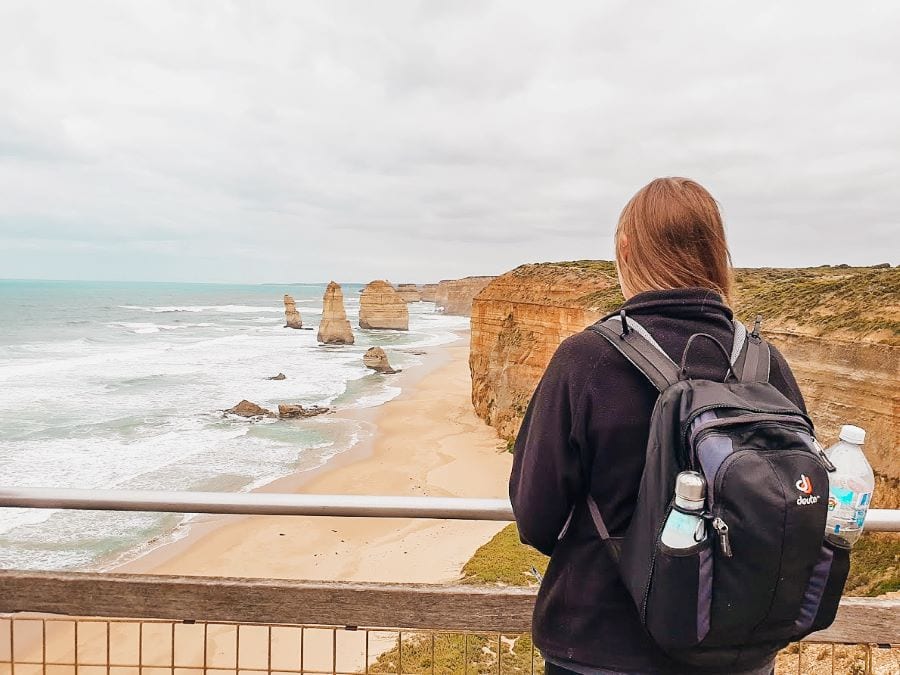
509 177 805 674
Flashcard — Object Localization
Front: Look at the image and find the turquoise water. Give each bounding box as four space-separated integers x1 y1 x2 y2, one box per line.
0 280 468 570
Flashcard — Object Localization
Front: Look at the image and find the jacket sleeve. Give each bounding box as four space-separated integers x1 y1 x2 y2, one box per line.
509 338 587 556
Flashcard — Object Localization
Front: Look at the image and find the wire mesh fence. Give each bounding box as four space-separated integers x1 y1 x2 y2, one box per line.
0 616 897 675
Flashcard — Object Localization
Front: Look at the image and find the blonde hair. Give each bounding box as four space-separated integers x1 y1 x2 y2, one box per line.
615 177 734 303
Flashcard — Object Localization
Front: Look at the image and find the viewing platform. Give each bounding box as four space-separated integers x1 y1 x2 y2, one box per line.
1 490 898 674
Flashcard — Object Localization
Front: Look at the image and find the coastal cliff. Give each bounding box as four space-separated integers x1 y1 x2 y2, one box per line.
434 276 496 316
394 284 422 303
419 283 438 302
469 262 900 504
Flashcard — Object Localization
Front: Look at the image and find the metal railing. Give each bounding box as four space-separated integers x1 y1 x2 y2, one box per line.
1 615 898 674
0 487 897 530
0 488 515 520
1 488 898 674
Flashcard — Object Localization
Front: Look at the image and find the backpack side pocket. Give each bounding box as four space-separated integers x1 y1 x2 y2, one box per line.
645 537 714 649
802 538 851 635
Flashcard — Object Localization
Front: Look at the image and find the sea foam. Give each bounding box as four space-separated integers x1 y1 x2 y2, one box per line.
0 282 461 570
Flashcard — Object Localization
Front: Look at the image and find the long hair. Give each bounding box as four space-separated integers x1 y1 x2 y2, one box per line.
615 177 734 303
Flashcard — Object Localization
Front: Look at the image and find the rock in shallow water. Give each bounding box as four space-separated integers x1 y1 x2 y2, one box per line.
224 400 276 418
278 404 331 418
363 346 398 374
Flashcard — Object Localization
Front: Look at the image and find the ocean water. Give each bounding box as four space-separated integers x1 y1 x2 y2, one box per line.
0 280 469 570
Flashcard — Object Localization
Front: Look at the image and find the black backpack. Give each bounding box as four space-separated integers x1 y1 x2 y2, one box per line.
584 311 849 671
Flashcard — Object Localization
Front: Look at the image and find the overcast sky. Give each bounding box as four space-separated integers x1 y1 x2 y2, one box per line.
1 1 898 284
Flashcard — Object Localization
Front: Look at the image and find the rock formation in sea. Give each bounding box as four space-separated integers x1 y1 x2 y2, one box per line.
359 280 409 330
363 346 398 374
419 283 438 302
394 283 422 303
278 404 330 418
267 373 286 380
469 262 900 507
224 400 276 418
283 294 303 329
434 276 495 316
317 282 355 344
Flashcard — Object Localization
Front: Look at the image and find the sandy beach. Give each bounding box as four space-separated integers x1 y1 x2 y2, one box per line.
118 332 513 584
10 332 516 672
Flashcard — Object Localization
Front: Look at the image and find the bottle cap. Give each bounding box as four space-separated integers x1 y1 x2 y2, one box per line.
839 424 866 445
674 471 706 511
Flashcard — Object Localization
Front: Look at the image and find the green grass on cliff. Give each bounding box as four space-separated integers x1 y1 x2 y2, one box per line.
506 260 900 342
368 525 546 674
733 266 899 340
461 523 548 585
512 259 618 277
368 631 540 674
845 533 900 596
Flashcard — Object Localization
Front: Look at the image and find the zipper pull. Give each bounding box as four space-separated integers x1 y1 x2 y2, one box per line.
713 517 733 558
813 438 837 472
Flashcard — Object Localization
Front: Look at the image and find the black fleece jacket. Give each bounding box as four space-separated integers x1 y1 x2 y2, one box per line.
509 288 807 674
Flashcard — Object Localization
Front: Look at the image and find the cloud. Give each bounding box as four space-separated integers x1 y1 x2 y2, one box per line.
0 0 898 283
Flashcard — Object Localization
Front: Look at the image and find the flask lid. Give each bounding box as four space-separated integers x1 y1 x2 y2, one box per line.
839 424 866 445
674 470 706 509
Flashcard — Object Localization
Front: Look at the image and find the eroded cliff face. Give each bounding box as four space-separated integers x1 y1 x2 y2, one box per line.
419 284 438 302
470 262 900 504
394 283 422 303
435 276 496 316
469 262 620 440
763 330 900 507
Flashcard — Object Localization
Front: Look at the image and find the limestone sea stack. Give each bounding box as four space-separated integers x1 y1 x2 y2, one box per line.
363 346 398 374
359 280 409 330
283 294 303 329
394 283 422 303
317 281 355 344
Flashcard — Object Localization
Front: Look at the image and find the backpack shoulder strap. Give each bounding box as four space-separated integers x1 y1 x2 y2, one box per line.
587 312 680 392
582 311 680 552
732 318 771 383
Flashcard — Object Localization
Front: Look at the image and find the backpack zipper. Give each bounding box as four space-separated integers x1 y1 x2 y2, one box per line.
812 437 837 472
680 404 811 454
692 425 835 486
688 413 812 449
711 516 733 558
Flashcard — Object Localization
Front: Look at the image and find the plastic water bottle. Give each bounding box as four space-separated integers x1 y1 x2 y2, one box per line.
824 425 875 547
661 471 707 548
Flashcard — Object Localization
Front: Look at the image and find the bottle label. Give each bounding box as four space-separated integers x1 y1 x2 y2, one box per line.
664 511 705 542
828 487 871 528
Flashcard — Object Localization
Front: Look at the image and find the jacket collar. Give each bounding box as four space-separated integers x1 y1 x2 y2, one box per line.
603 287 733 321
